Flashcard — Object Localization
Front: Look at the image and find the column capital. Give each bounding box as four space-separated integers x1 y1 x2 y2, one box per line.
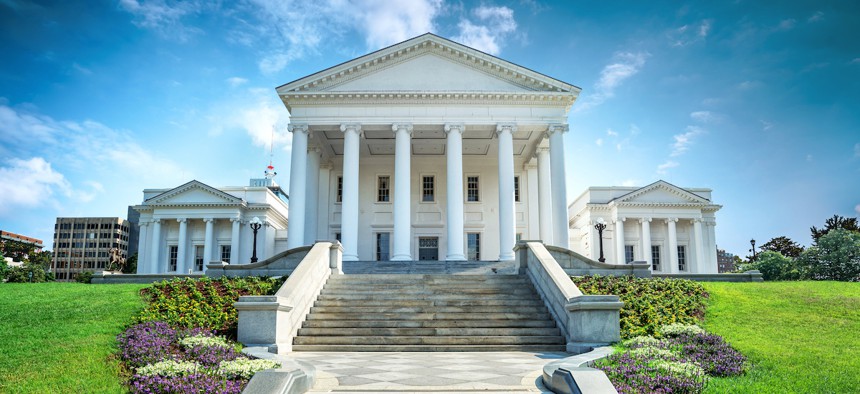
495 123 517 137
307 146 321 154
340 123 362 135
614 217 625 223
288 123 309 134
691 218 702 224
177 218 187 223
392 123 414 135
535 146 551 154
443 123 464 135
138 220 150 227
203 218 214 223
231 217 242 223
151 219 161 225
546 123 569 136
665 217 678 224
639 217 652 224
320 162 334 170
523 162 537 170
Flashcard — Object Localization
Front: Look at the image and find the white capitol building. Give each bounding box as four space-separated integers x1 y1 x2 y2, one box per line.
132 34 720 275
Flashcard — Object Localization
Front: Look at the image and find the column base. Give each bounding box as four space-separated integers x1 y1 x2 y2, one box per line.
446 255 467 261
391 255 413 261
499 252 515 262
343 254 359 262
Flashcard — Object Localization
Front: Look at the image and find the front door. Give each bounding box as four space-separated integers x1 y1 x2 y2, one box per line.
418 237 438 261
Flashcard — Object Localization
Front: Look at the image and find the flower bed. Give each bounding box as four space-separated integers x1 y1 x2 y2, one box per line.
117 322 280 393
594 324 747 393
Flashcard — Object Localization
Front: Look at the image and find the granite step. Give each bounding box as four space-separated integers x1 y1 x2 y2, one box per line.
291 344 567 352
309 305 547 314
293 335 565 346
313 299 546 307
300 319 558 329
297 327 562 337
305 312 552 320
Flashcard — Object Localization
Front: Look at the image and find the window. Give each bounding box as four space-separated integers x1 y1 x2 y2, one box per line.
624 245 635 263
467 176 480 202
651 245 661 271
467 233 481 261
336 176 343 203
678 246 687 271
516 233 522 242
195 245 204 271
418 237 438 260
168 245 178 271
335 233 341 242
377 176 391 202
422 176 435 202
514 176 520 202
376 232 390 261
220 245 231 263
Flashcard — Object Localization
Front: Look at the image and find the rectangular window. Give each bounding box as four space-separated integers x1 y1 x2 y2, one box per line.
624 245 635 263
467 176 480 202
335 233 341 242
377 176 391 202
220 245 231 263
514 176 520 202
168 245 178 271
418 237 439 261
336 176 343 203
467 233 481 261
422 176 435 202
651 245 661 271
678 246 687 271
195 245 204 271
376 232 390 261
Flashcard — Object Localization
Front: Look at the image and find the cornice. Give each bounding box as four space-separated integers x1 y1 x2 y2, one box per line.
279 91 576 110
145 180 243 205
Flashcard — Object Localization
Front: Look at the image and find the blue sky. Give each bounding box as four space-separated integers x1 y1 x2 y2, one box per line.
1 0 858 257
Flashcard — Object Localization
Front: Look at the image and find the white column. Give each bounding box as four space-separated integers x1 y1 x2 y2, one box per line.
392 123 413 261
150 219 161 273
615 217 625 264
203 218 214 272
177 218 188 273
304 147 321 245
287 123 309 249
444 123 466 261
707 220 718 274
340 123 362 261
548 124 570 249
318 163 332 241
526 163 539 240
640 218 652 268
230 217 241 264
667 218 679 273
537 146 553 244
693 218 706 273
496 123 516 261
136 221 149 274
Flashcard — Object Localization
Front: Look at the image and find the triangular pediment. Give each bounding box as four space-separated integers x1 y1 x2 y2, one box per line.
145 180 244 206
277 33 579 96
614 181 710 205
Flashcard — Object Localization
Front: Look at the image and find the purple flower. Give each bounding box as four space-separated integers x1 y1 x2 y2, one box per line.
117 322 179 368
130 373 247 394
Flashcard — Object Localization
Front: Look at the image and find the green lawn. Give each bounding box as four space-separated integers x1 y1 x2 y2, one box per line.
0 283 146 394
702 281 860 393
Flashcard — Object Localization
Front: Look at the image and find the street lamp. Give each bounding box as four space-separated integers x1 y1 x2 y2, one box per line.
749 238 757 261
594 217 607 263
249 217 263 263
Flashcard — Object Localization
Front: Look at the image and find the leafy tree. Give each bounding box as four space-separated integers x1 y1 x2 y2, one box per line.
27 250 52 271
738 251 800 281
5 264 48 283
797 228 860 281
0 239 36 261
759 236 804 258
811 215 859 244
123 253 138 274
0 255 8 281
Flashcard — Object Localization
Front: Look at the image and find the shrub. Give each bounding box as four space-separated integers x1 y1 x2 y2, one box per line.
739 250 801 281
136 276 285 335
129 373 245 394
797 228 860 281
180 334 231 349
75 271 94 284
659 323 706 338
596 351 707 394
218 358 281 380
4 264 48 283
572 275 709 338
117 322 178 368
136 360 201 377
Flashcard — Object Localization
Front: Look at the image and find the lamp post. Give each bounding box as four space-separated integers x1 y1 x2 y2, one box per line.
249 217 262 263
749 238 757 262
594 217 607 263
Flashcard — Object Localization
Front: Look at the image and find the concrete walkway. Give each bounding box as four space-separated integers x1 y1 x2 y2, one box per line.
292 351 564 393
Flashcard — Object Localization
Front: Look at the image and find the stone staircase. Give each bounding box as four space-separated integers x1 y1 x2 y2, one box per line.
292 274 566 352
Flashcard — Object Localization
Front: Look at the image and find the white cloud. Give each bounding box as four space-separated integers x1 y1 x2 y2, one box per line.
575 52 648 112
226 77 248 87
454 5 517 55
690 110 720 123
629 124 641 135
808 11 824 23
0 157 70 214
699 19 712 37
118 0 204 42
855 204 860 215
595 138 603 147
620 179 638 187
777 18 797 31
206 88 291 150
851 58 860 65
669 19 712 47
354 0 442 49
737 80 760 90
760 120 774 131
806 154 813 162
657 160 679 175
606 129 618 137
671 126 705 157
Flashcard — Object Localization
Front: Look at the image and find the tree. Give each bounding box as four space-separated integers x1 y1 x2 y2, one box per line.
27 250 52 271
0 239 36 261
797 228 860 281
122 253 138 274
739 250 800 281
811 215 860 244
0 253 8 281
759 236 804 258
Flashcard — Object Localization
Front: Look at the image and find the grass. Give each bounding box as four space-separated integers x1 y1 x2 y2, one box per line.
0 282 146 394
701 281 860 393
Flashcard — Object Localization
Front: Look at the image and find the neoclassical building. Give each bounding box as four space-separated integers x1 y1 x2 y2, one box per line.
568 181 722 273
133 171 289 274
279 33 578 262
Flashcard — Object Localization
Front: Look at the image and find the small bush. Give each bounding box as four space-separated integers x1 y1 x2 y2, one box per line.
4 265 48 283
136 360 201 377
130 373 245 394
218 359 281 380
136 276 285 335
75 271 94 284
572 275 709 338
659 323 706 338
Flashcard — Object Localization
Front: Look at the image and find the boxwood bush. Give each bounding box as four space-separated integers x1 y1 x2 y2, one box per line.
572 275 709 338
136 276 286 336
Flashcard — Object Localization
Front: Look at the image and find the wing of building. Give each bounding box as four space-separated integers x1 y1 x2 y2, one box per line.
131 33 721 274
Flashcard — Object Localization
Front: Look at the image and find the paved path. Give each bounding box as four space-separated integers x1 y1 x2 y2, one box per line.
292 351 564 393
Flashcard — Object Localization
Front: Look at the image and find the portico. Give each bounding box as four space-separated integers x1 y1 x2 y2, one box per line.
277 33 580 262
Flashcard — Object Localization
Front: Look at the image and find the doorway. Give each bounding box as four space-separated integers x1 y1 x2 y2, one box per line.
418 237 439 261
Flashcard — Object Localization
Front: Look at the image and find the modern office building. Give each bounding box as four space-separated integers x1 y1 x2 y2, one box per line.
51 217 130 280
